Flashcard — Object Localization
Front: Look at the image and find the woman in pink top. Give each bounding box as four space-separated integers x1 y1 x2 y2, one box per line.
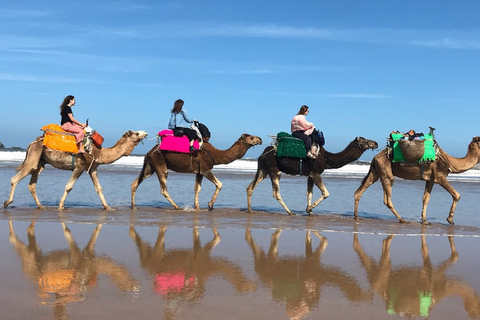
291 105 316 158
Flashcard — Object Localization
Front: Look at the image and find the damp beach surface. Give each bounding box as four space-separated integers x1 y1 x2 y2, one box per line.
2 164 480 319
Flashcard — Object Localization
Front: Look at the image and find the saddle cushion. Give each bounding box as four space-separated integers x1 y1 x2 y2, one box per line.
275 132 307 158
158 130 200 153
41 124 78 153
390 132 436 163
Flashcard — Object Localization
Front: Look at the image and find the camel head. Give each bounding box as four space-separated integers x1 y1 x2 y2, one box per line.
354 137 378 151
240 134 263 147
470 136 480 158
123 130 148 145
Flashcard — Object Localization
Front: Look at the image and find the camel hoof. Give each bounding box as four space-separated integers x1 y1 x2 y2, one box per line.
104 206 116 211
398 219 406 224
208 203 214 211
421 221 432 225
306 206 313 214
131 205 137 211
288 212 296 216
447 217 455 225
58 206 65 211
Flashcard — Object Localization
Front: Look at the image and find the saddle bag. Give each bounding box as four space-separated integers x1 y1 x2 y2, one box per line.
398 138 425 162
91 130 104 148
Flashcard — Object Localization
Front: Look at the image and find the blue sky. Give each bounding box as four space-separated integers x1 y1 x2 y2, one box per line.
1 0 479 159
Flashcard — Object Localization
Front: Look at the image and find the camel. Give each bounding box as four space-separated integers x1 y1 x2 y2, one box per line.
354 234 480 318
245 228 372 319
354 137 480 225
129 225 256 318
9 221 139 319
131 133 262 210
4 130 148 210
246 137 378 215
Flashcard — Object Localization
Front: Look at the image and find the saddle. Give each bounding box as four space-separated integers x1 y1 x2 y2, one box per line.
158 130 200 153
389 130 437 163
41 124 78 153
41 124 104 154
274 132 307 158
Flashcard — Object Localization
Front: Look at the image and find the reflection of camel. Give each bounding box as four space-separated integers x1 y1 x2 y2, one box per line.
4 130 148 210
9 221 139 320
131 134 262 210
354 137 480 225
247 137 378 215
245 228 372 319
353 234 480 318
129 226 256 319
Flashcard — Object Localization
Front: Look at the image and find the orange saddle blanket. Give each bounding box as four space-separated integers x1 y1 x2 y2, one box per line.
41 124 78 153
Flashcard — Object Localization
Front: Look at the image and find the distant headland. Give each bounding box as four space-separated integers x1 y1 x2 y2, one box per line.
0 142 25 151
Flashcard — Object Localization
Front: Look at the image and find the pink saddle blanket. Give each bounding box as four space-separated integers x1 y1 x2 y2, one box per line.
158 130 200 153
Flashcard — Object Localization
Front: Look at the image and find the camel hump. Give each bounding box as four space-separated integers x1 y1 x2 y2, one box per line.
41 124 78 153
389 131 436 163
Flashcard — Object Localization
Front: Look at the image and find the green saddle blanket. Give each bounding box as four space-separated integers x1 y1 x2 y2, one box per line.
275 132 307 158
390 132 436 163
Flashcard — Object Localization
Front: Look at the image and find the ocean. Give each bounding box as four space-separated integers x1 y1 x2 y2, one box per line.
1 150 480 228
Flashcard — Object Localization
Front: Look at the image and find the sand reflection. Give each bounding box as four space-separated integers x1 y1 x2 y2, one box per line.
129 226 256 319
245 228 372 320
8 221 139 320
354 233 480 318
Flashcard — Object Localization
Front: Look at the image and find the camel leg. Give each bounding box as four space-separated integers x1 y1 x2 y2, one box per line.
200 171 223 211
156 169 180 210
420 180 435 225
306 174 330 214
246 169 268 213
4 140 43 208
194 173 204 210
58 168 84 211
353 169 379 220
88 169 113 211
131 162 155 209
268 172 293 215
436 178 460 225
27 167 45 209
379 177 405 223
4 166 37 208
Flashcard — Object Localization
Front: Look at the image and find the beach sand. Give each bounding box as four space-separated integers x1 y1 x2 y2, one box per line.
2 207 480 320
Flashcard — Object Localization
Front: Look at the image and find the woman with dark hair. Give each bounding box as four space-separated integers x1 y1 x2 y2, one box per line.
291 105 317 159
60 95 86 153
168 99 199 152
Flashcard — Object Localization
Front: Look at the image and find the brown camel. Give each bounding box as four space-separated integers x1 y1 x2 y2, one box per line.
4 130 148 210
354 234 480 318
247 137 378 215
129 226 256 319
354 137 480 225
9 221 139 319
131 133 262 210
245 228 372 319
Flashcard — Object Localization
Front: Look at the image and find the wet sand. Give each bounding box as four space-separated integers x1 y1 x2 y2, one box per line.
2 208 480 320
3 165 480 319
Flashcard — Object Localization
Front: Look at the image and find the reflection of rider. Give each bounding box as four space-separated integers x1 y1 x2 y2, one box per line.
60 95 87 153
9 221 139 320
168 99 200 152
246 228 371 320
129 226 256 319
354 234 480 318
